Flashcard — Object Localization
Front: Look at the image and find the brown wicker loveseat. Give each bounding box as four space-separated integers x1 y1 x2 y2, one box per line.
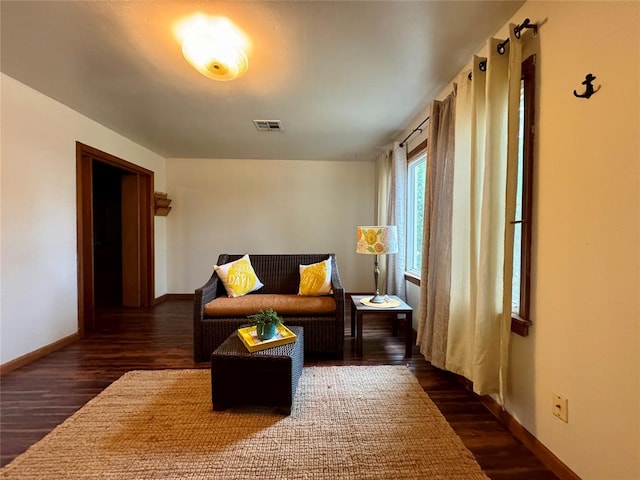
193 253 344 361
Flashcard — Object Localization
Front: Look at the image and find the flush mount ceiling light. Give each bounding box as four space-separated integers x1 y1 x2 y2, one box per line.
176 14 250 81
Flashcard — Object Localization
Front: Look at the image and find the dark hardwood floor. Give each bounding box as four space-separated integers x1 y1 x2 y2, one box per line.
0 299 559 479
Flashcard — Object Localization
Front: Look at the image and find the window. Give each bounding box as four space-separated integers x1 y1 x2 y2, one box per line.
406 147 427 278
511 54 536 336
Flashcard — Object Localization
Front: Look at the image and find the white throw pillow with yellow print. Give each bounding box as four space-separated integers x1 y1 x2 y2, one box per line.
298 258 332 296
214 254 264 298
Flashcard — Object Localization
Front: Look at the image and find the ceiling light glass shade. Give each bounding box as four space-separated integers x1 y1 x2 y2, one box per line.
177 15 249 81
182 39 248 81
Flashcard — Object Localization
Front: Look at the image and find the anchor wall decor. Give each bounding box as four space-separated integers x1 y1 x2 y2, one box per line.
574 73 601 99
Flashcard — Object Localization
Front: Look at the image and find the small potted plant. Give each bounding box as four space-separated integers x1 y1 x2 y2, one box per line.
247 309 283 340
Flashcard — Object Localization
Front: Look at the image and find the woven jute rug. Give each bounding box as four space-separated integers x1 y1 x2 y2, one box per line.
1 366 489 479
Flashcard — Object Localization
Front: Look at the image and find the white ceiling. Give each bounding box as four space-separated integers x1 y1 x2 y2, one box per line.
1 0 524 161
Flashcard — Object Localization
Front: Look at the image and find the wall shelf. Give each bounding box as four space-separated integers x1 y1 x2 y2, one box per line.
154 192 172 216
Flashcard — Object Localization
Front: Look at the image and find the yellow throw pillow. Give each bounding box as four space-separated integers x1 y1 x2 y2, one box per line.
298 258 332 296
214 254 264 298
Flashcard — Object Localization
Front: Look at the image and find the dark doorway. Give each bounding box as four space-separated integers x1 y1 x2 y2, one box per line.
92 161 123 308
76 143 155 336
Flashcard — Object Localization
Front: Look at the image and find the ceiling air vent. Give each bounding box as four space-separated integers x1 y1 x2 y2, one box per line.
253 120 283 132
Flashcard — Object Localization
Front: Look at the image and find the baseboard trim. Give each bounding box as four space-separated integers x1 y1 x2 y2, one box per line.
154 293 194 304
480 395 582 480
0 332 80 376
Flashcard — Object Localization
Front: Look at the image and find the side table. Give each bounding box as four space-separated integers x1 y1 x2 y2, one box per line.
350 295 413 358
210 326 304 415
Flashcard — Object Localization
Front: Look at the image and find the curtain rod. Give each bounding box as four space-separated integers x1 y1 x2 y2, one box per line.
399 116 429 148
402 19 536 143
468 18 537 80
468 60 487 80
497 18 538 54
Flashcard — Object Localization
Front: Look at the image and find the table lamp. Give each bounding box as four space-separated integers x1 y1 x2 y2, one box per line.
356 225 398 303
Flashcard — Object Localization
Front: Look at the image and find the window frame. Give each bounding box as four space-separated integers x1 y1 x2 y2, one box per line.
405 140 427 283
511 54 536 337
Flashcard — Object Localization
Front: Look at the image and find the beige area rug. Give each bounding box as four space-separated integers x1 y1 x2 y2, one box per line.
1 366 489 479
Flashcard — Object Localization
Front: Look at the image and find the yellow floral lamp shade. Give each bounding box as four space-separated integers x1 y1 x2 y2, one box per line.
356 226 398 255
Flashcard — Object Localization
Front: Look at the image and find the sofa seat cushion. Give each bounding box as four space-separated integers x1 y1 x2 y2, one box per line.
204 294 337 318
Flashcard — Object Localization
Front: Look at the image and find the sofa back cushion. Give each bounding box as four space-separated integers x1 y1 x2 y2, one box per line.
216 254 335 295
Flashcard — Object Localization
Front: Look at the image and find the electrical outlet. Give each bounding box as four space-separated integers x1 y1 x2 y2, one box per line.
552 393 568 423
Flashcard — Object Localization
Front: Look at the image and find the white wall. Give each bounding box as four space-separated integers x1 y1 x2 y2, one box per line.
506 2 639 479
165 158 375 294
401 2 640 479
0 74 167 365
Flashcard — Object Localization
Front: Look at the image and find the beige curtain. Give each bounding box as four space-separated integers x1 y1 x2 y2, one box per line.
376 150 391 291
445 29 522 399
386 143 407 300
376 143 407 300
376 150 391 226
416 91 456 369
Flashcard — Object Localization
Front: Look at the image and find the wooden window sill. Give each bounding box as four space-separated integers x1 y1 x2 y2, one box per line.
404 272 421 286
511 314 532 337
404 273 531 337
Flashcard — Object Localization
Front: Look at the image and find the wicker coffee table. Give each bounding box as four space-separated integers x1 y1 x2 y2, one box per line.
210 326 304 415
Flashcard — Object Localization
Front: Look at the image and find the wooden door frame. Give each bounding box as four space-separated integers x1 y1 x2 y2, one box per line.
76 142 155 337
